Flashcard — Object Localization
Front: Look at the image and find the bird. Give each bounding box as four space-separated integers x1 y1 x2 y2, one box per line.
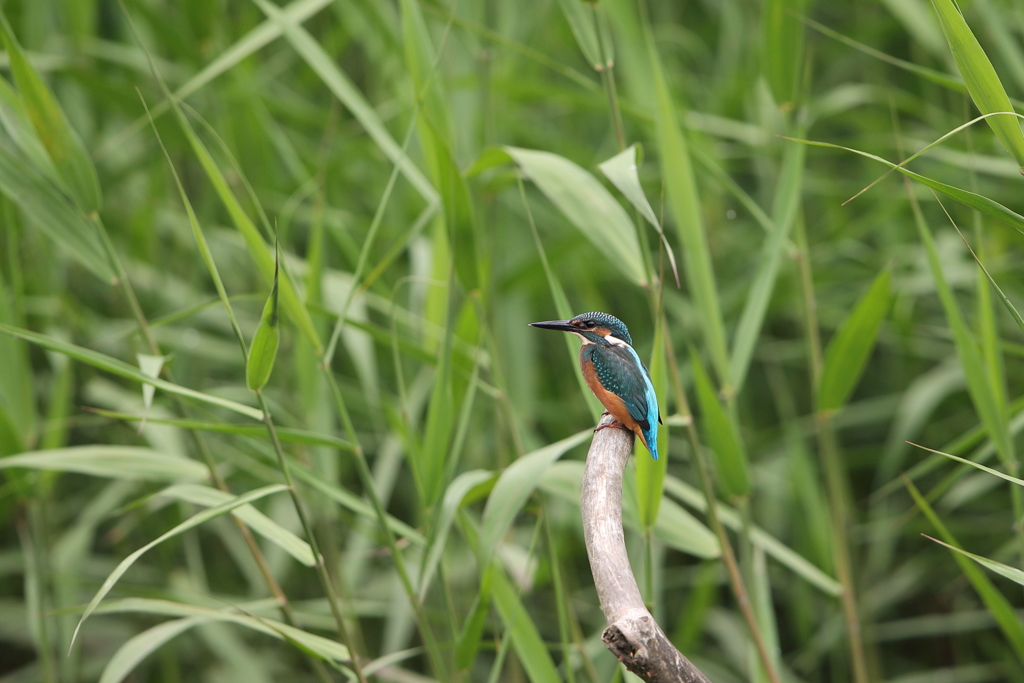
530 312 662 459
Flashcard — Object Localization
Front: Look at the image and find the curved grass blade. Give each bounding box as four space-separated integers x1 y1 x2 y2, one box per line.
99 617 210 683
93 597 350 663
598 144 680 287
0 323 263 420
556 0 613 71
663 475 842 595
909 441 1024 488
788 136 1024 234
158 484 314 566
540 461 719 559
905 477 1024 663
419 469 495 601
818 268 891 412
0 446 208 481
505 146 647 286
88 409 355 451
478 429 591 566
70 484 290 651
800 14 967 94
925 535 1024 586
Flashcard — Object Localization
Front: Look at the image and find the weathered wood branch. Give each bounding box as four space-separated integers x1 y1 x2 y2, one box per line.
582 413 712 683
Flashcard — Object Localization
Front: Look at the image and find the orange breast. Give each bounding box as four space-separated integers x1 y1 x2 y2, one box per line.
581 356 640 433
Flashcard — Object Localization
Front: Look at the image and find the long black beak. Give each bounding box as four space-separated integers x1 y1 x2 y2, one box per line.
529 320 578 334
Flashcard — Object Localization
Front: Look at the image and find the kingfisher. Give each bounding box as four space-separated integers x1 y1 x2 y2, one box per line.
530 312 661 459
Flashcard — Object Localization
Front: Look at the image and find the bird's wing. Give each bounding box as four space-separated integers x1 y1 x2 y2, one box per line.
638 358 663 425
592 344 659 432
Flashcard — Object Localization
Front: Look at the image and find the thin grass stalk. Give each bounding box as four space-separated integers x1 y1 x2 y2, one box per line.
961 118 1024 572
544 504 577 683
591 3 625 151
795 218 870 683
323 372 450 680
22 506 57 683
253 390 368 683
323 3 458 368
664 342 781 683
99 93 338 683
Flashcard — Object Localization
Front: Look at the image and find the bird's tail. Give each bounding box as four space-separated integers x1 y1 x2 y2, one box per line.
639 428 659 460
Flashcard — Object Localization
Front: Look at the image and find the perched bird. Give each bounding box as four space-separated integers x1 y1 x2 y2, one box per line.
530 312 662 459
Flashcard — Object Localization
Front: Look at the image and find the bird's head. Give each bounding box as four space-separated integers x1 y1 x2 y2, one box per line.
529 311 632 347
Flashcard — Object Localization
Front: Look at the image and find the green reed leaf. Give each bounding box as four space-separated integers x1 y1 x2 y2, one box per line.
930 0 1024 170
692 354 750 498
246 241 281 392
818 268 891 412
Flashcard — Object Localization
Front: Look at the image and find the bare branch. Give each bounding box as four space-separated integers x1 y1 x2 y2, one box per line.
582 413 712 683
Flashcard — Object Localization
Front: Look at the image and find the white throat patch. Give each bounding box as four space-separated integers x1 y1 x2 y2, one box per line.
605 335 629 347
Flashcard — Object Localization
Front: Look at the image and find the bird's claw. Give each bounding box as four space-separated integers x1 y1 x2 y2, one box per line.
594 417 629 434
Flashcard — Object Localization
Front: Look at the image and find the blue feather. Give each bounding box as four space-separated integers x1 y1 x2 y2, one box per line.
623 345 660 460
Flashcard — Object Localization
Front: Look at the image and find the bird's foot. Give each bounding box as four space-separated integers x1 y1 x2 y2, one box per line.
594 415 630 434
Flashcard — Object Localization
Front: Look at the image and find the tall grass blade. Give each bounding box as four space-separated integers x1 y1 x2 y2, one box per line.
908 196 1013 466
0 446 208 481
692 354 750 499
730 139 805 391
643 13 729 382
930 0 1024 169
252 0 438 205
491 566 561 683
0 10 101 212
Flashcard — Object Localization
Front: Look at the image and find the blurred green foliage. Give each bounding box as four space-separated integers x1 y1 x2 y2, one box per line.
3 0 1024 681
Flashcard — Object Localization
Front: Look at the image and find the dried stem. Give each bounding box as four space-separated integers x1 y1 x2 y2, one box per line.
581 413 711 683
